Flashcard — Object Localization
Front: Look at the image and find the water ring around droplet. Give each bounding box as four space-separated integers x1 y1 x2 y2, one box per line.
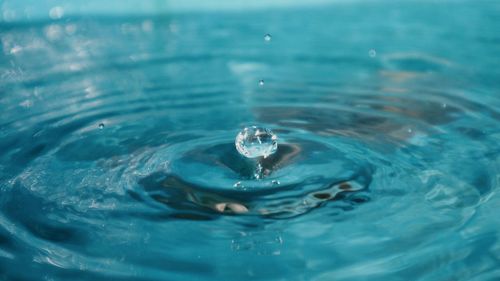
132 129 374 218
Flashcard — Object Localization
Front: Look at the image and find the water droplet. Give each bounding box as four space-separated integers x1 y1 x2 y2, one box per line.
368 49 377 58
233 181 244 189
271 180 280 186
49 6 64 20
259 80 265 86
235 126 278 159
9 45 22 55
44 24 63 41
276 236 283 244
442 103 447 108
254 162 263 179
407 128 413 133
264 34 272 42
98 123 105 129
19 100 33 108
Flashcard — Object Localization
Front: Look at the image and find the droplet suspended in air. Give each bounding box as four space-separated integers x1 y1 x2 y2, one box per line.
9 45 22 55
235 126 278 159
233 181 244 189
264 34 272 42
49 6 64 20
259 80 265 86
98 123 105 129
271 180 280 186
368 49 377 58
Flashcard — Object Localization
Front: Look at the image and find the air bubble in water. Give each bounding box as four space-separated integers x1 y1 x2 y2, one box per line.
98 123 105 129
259 80 265 86
264 34 272 42
235 126 278 159
368 49 377 58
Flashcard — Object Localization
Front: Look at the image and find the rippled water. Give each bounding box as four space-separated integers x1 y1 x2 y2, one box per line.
1 1 500 280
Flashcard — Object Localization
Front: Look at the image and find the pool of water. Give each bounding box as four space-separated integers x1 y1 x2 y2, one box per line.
1 1 500 280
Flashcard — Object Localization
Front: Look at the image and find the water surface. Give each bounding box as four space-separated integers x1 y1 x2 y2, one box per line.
1 1 500 280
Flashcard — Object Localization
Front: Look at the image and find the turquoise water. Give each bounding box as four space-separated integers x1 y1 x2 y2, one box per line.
1 1 500 280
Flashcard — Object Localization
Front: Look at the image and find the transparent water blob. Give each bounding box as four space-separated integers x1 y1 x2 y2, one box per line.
259 79 265 86
98 123 105 129
235 126 278 159
264 34 272 42
10 46 22 55
49 6 64 20
368 49 377 58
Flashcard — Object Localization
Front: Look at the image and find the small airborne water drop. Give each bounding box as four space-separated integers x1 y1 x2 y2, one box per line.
98 123 105 129
235 126 278 159
49 6 64 20
264 34 272 42
368 49 377 58
259 80 265 86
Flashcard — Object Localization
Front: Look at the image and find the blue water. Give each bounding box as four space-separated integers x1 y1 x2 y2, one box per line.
1 1 500 280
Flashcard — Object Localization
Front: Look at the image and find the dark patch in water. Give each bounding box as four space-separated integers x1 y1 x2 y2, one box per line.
1 183 88 245
138 171 371 220
313 193 331 200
